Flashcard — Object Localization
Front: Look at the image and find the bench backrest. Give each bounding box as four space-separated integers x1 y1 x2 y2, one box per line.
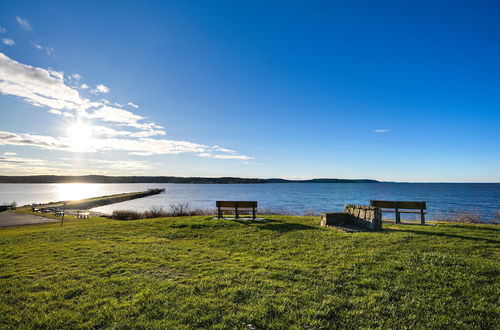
216 201 257 208
370 200 426 210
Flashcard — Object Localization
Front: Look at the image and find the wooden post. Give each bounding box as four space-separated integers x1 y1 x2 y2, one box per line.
420 209 425 225
60 201 67 226
235 204 239 219
395 207 401 223
217 206 221 219
252 207 256 220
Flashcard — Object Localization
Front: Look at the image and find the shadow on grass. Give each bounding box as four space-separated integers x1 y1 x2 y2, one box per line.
384 228 499 244
233 218 318 232
443 224 500 232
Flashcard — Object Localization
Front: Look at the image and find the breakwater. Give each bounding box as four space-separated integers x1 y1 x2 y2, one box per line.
32 188 165 210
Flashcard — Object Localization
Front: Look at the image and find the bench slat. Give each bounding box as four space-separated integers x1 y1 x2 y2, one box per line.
370 200 426 209
216 201 257 208
381 210 427 214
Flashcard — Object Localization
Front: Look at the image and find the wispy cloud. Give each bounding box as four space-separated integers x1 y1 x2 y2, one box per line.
0 52 148 130
3 152 16 156
16 16 32 31
373 129 390 133
127 102 139 108
0 154 152 175
80 83 89 89
0 129 252 159
0 52 253 161
31 41 54 56
197 153 253 160
0 27 6 33
49 109 73 117
2 38 15 46
0 52 95 112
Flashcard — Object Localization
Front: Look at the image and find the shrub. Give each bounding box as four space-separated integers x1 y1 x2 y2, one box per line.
143 206 169 218
111 205 214 220
436 209 485 224
111 210 143 220
303 209 320 217
259 208 294 216
169 203 190 217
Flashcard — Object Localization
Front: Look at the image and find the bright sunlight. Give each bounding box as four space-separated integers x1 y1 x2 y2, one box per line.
66 121 93 152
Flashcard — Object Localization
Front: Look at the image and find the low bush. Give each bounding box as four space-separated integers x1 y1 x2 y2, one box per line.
436 209 485 223
111 210 143 220
143 206 169 218
112 204 214 220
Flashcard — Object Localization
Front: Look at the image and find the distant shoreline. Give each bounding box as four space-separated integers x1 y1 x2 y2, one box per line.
0 175 380 184
0 175 498 184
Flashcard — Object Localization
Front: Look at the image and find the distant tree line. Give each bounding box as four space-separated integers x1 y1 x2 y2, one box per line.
0 175 380 184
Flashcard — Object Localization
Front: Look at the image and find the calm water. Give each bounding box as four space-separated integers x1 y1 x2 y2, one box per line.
0 183 499 222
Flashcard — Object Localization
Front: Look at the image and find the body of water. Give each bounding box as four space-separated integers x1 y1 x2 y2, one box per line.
0 183 499 222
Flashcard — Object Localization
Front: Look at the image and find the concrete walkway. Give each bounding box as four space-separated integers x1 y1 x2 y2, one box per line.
0 211 59 227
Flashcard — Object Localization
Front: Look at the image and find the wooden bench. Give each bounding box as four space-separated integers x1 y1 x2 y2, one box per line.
54 209 65 217
370 200 426 224
77 210 90 219
216 201 257 220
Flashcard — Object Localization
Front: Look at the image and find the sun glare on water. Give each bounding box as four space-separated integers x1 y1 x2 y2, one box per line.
66 121 93 152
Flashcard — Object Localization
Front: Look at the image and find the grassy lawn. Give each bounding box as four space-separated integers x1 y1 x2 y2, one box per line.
0 215 498 329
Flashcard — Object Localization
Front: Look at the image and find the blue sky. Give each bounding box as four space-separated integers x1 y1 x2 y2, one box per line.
0 0 499 182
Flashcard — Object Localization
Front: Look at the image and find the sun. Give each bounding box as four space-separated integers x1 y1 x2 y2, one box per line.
66 121 93 152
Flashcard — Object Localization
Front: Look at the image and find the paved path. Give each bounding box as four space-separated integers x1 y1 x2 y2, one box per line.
0 211 59 227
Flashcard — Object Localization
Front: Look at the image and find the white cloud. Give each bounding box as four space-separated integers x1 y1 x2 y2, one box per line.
197 153 253 160
92 84 110 94
48 109 62 115
0 53 254 162
49 109 73 117
16 16 32 31
0 27 6 33
2 38 15 46
92 125 165 138
3 152 16 156
31 41 54 56
0 131 70 150
0 130 249 158
71 73 81 80
80 83 89 89
373 129 390 133
0 154 153 175
0 52 163 132
127 102 139 108
90 105 142 124
0 52 93 111
212 145 236 153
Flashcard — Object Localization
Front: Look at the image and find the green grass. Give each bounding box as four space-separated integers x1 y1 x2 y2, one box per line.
0 215 498 329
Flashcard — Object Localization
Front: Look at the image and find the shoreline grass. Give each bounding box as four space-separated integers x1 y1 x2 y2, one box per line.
0 214 498 328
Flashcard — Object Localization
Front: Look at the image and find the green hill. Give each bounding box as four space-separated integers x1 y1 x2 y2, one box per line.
0 215 498 328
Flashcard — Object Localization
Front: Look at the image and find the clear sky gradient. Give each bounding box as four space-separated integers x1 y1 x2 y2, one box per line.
0 1 499 182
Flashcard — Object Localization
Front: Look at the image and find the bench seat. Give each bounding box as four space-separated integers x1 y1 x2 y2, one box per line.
370 200 426 224
216 201 257 219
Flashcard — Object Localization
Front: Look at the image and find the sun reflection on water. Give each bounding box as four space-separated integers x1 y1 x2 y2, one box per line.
56 183 101 202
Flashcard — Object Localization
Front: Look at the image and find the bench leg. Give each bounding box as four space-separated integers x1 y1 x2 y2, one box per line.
395 208 401 223
217 207 221 219
252 207 256 220
420 210 425 225
235 207 239 219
